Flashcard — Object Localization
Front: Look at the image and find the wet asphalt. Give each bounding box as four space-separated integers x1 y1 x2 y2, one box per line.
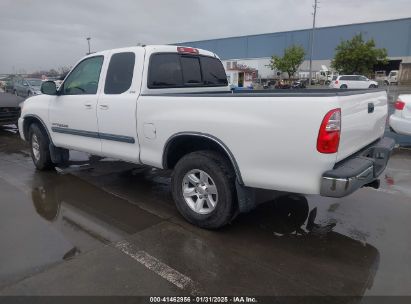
0 90 411 300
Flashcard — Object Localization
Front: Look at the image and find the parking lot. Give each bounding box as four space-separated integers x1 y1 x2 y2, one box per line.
0 89 411 300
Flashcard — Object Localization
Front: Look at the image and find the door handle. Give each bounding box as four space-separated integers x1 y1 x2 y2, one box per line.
368 103 375 113
99 105 109 110
84 103 93 109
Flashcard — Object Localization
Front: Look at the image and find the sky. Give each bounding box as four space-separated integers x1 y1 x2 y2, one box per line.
0 0 410 74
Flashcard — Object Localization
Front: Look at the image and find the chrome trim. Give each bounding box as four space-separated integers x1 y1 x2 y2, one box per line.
320 137 395 198
320 165 374 198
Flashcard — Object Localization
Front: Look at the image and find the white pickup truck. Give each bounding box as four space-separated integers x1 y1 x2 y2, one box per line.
19 45 395 228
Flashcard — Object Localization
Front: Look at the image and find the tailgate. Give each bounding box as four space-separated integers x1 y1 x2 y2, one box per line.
336 90 388 162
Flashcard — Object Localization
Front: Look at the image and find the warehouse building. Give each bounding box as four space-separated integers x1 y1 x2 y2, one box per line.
178 17 411 85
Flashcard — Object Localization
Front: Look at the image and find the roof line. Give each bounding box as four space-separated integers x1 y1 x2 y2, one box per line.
176 17 411 44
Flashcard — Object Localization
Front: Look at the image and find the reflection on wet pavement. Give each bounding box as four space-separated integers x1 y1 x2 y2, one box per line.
1 125 411 296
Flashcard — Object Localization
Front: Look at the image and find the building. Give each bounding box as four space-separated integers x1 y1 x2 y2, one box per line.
177 18 411 84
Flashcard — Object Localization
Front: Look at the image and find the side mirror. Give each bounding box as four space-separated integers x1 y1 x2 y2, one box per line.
41 81 57 95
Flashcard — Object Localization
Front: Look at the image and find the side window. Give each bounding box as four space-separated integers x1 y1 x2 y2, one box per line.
104 52 135 94
181 56 202 85
148 54 183 88
340 76 348 81
62 56 103 95
359 76 367 81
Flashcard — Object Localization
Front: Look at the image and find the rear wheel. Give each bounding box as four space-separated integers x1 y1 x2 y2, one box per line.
28 124 54 170
340 84 347 89
172 150 236 229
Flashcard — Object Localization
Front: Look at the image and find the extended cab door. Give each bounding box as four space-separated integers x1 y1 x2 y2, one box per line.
96 49 145 163
49 55 105 154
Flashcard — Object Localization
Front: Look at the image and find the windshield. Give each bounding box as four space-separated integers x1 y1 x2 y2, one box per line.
28 79 42 86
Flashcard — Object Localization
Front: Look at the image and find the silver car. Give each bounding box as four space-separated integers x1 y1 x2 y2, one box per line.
14 78 42 97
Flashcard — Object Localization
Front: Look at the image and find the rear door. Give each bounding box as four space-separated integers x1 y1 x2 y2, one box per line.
336 90 387 161
96 49 145 163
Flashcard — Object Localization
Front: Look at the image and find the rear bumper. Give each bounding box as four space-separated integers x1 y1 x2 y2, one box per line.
320 137 396 198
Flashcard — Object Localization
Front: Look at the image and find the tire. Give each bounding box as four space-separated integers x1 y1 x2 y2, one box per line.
14 90 18 96
369 84 377 89
28 124 54 170
28 91 33 97
172 150 236 229
340 84 347 89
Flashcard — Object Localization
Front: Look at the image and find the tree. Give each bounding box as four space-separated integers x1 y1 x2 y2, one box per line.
269 45 305 79
331 34 387 75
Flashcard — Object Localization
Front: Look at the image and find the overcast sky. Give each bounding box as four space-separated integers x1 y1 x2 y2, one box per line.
0 0 410 73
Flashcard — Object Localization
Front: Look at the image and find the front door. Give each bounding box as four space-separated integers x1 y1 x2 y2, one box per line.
49 55 105 154
97 50 144 163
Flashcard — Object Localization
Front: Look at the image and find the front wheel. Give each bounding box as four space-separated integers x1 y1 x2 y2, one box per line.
369 84 377 88
172 151 237 229
340 84 348 89
29 124 54 170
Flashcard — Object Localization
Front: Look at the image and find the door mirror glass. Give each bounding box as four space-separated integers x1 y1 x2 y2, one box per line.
41 81 57 95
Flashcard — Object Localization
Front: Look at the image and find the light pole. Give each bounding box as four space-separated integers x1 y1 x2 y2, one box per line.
308 0 318 86
86 37 91 55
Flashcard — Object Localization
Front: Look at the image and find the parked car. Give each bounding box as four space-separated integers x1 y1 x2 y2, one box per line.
14 78 43 97
329 75 378 89
274 79 291 89
4 79 16 93
384 70 399 85
389 95 411 136
18 45 394 228
291 79 307 89
0 98 21 127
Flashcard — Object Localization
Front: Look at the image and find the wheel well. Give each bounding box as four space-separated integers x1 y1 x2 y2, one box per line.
163 134 242 183
23 116 49 141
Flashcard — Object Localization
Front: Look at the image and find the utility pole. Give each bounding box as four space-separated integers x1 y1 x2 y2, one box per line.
308 0 318 86
86 37 91 55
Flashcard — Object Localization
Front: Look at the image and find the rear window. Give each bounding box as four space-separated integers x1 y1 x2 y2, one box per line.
148 53 228 88
200 56 228 86
181 56 202 85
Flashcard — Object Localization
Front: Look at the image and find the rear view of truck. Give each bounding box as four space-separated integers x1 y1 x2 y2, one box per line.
320 90 395 197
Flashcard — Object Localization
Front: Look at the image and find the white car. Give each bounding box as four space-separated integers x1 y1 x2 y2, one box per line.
389 94 411 136
329 75 379 89
18 45 394 228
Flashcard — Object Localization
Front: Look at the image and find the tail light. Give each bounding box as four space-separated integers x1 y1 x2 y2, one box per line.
177 47 199 54
317 108 341 154
394 100 405 110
